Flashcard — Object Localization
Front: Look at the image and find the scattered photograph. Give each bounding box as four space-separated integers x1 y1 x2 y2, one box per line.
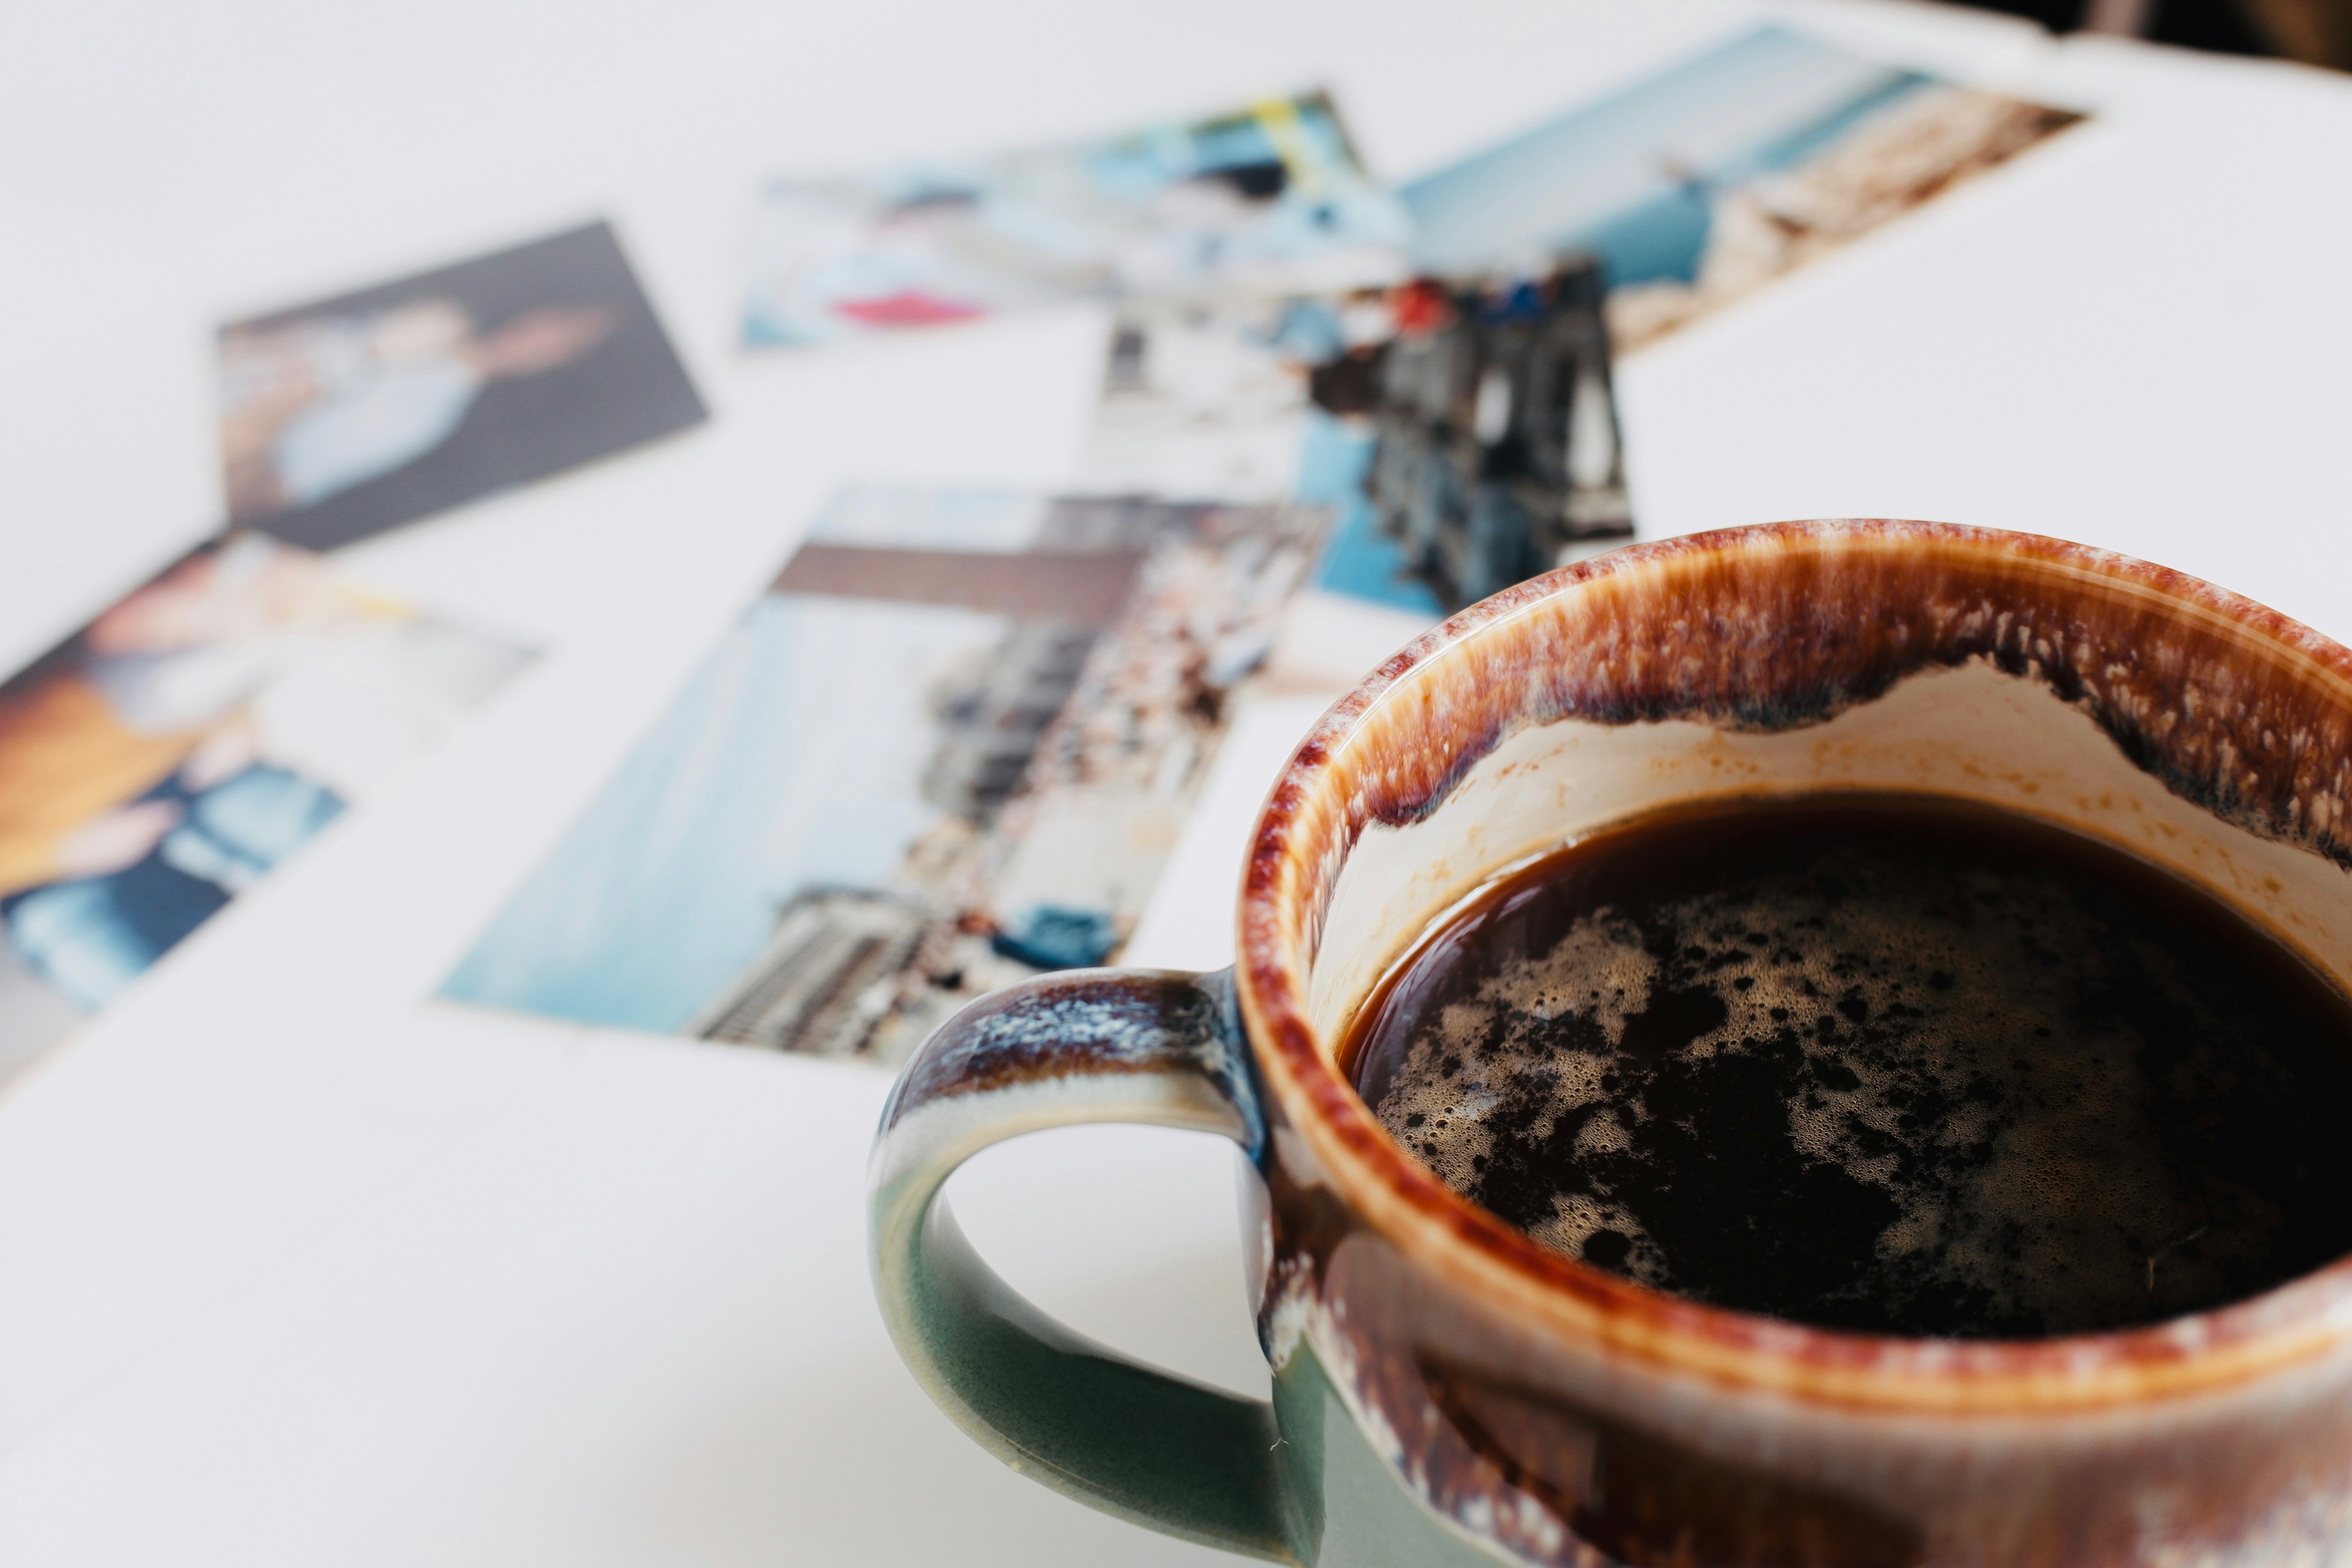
1399 23 2082 353
1080 255 1635 630
441 486 1327 1062
1306 260 1633 612
219 221 707 551
1077 24 2081 637
1080 300 1446 623
0 534 537 1078
740 92 1410 349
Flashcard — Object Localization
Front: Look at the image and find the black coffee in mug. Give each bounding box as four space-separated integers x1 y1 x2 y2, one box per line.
1348 794 2352 1339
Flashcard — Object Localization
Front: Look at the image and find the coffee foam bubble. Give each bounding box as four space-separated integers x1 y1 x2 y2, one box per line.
1364 832 2336 1336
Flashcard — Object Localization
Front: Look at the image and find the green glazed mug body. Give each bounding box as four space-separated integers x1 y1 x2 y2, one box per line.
872 522 2352 1566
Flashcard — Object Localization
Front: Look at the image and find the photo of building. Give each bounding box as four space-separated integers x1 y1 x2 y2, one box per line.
442 488 1325 1060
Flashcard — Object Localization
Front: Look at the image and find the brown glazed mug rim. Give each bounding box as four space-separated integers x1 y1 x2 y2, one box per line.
1234 519 2352 1417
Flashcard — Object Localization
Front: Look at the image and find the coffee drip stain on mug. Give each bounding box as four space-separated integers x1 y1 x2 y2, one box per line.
1350 794 2352 1338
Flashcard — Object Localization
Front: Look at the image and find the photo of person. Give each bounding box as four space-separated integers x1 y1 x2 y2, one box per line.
219 222 707 551
0 534 536 1079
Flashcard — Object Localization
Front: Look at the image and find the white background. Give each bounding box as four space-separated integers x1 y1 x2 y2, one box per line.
3 1 2350 1561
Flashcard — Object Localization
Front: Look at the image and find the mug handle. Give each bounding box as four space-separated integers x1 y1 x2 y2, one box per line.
868 967 1296 1561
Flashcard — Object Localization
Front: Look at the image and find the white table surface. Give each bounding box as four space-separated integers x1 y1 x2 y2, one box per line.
4 2 2351 1561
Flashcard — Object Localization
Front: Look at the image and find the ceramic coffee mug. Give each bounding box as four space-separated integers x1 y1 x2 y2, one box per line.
871 521 2352 1567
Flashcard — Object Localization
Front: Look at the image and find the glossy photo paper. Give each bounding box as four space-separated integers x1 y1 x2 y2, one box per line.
741 93 1409 348
219 222 706 550
443 487 1325 1061
0 535 533 1075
